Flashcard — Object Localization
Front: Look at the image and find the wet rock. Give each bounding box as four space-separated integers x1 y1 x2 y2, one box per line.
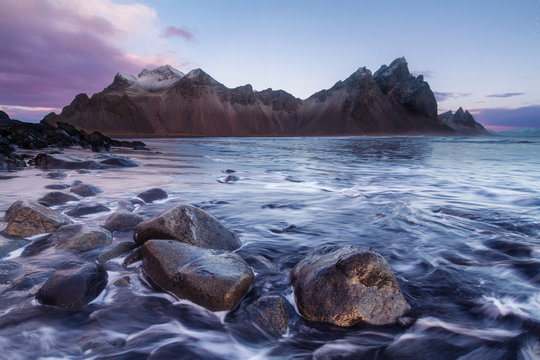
21 235 52 257
70 183 102 197
113 276 131 287
218 175 239 183
133 204 242 250
104 211 143 232
141 240 254 311
3 200 73 237
228 295 289 339
0 260 22 286
45 184 70 190
65 203 110 217
123 248 142 266
49 224 112 252
129 198 145 206
290 244 410 326
46 171 67 179
99 157 140 167
38 191 81 206
33 153 104 170
97 241 137 263
0 237 30 258
115 200 135 212
36 261 108 309
137 188 168 203
223 169 236 173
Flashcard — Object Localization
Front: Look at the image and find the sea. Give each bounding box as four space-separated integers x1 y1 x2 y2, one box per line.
0 136 539 359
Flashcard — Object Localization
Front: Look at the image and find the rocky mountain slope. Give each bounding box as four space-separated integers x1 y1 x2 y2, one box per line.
438 107 490 135
43 58 486 136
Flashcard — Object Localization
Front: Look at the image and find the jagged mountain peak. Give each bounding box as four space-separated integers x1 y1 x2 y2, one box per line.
138 65 185 80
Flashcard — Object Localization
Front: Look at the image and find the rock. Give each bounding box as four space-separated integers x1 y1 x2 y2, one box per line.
137 188 168 203
70 183 102 197
113 276 131 286
64 204 110 217
96 241 137 263
290 244 410 326
104 211 143 232
38 191 82 206
129 198 145 206
133 204 242 250
0 238 31 258
99 157 140 167
21 235 52 257
46 171 67 179
115 200 135 212
33 153 104 170
36 261 108 309
45 184 70 190
438 107 491 135
141 240 254 311
218 175 239 183
49 224 112 252
229 295 289 339
3 200 73 237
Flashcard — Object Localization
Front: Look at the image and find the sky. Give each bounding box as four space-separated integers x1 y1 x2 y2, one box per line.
1 0 539 131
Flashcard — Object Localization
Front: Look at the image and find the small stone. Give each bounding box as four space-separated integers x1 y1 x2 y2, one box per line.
70 183 102 197
137 188 168 203
46 171 67 179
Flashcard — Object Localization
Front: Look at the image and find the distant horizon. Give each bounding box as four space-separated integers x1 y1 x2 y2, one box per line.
1 0 539 130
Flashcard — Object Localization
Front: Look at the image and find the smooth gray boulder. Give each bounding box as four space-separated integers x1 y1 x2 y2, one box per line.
49 224 112 252
38 191 81 206
133 204 241 250
36 261 108 309
70 183 102 197
290 244 409 326
104 211 143 232
3 200 73 237
137 188 168 203
141 240 254 311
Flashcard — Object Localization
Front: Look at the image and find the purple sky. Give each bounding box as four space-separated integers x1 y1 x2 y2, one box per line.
1 0 539 130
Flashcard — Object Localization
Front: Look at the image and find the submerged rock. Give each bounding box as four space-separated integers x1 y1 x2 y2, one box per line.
290 244 409 326
133 204 241 250
99 157 140 167
49 224 112 252
45 171 67 179
38 191 81 206
65 203 110 217
137 188 168 203
104 211 143 232
36 261 108 309
70 183 102 197
97 241 137 263
141 240 254 311
3 200 73 237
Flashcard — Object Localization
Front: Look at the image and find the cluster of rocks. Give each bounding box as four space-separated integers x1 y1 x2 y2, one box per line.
0 110 146 171
1 184 410 338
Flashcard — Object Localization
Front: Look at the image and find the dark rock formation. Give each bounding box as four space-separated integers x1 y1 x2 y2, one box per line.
104 211 143 232
70 183 102 197
99 157 140 167
136 188 168 203
36 261 108 309
438 107 491 135
45 184 71 190
42 58 465 136
133 204 242 250
141 240 254 311
96 241 137 263
64 203 110 217
33 153 104 170
0 113 27 170
0 237 30 258
227 295 289 340
45 171 67 179
290 244 409 326
38 191 81 206
3 200 73 237
49 224 112 252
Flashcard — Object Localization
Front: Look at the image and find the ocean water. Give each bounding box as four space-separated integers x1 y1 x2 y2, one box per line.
0 136 539 359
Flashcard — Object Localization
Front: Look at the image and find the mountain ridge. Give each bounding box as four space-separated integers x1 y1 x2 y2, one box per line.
43 58 486 136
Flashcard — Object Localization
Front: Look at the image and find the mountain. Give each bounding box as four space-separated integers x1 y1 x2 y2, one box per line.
43 58 485 136
438 107 491 135
496 128 540 137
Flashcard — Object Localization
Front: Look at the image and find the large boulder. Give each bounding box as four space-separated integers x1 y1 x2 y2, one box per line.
133 204 242 251
70 183 102 197
36 261 108 309
3 200 73 237
104 211 143 232
290 244 409 326
49 224 112 252
141 240 254 311
38 191 81 206
33 153 104 170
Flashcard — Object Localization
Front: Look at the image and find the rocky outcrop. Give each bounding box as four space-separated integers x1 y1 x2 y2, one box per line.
290 244 409 326
133 204 242 250
43 58 467 136
3 200 73 237
439 107 491 135
36 261 108 309
49 224 112 252
141 240 254 311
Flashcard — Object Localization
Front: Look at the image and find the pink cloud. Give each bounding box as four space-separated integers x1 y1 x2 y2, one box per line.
161 26 195 41
0 0 175 115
